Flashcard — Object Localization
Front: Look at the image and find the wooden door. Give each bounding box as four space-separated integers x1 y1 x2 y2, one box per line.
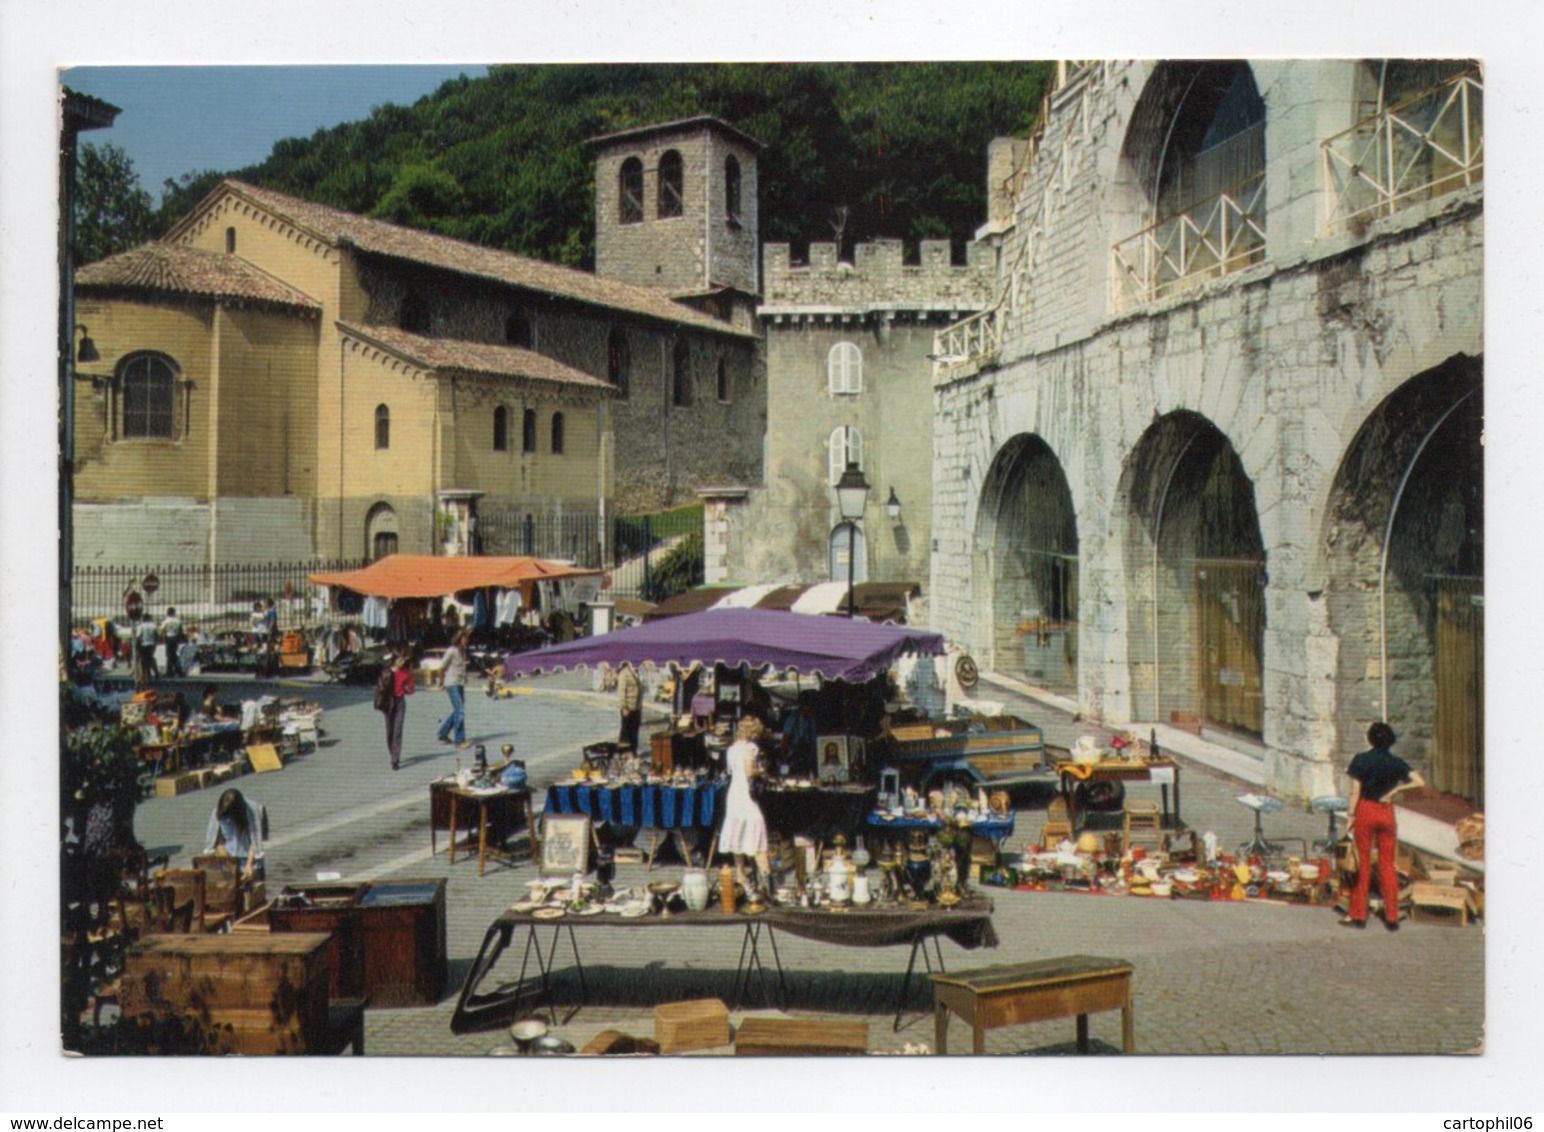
1194 558 1265 738
1433 577 1484 804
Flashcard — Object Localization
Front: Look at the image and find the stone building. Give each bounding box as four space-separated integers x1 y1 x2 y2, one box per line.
929 60 1483 804
72 158 762 566
721 237 994 594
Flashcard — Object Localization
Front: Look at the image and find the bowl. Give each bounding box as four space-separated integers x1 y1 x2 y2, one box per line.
532 1034 576 1056
509 1018 549 1044
1150 881 1172 897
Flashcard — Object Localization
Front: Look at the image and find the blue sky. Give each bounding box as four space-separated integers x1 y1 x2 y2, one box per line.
63 64 488 202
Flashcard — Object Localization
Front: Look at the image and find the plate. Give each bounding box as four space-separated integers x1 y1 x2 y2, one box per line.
618 904 651 918
531 906 565 920
510 900 541 913
572 905 603 916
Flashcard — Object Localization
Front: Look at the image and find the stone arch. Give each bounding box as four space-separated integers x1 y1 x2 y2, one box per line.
971 434 1080 689
1321 355 1483 800
1120 411 1266 738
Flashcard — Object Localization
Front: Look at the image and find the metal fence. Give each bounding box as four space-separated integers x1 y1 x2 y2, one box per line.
71 559 365 631
69 504 708 623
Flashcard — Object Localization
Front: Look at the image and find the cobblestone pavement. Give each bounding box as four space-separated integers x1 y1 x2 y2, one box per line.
126 669 1484 1062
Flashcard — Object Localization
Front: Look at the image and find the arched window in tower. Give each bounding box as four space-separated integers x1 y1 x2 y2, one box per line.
619 157 644 225
119 353 179 440
504 310 534 348
550 412 566 455
399 291 431 334
725 154 742 224
225 227 237 254
493 405 509 452
827 426 863 485
672 340 692 407
658 150 684 219
607 327 631 399
522 409 537 454
375 404 390 450
828 341 863 395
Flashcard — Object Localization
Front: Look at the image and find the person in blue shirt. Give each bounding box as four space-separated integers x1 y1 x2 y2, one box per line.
204 789 268 882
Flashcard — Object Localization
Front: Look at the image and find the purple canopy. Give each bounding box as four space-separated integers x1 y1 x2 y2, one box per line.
503 607 945 684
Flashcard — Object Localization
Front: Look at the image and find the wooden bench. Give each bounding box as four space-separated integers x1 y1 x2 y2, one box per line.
930 955 1134 1055
734 1016 868 1056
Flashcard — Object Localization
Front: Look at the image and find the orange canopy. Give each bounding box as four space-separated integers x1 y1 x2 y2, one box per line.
308 554 603 600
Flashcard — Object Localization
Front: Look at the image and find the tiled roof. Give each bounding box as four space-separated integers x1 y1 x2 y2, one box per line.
183 180 752 339
337 321 614 391
585 115 764 152
74 243 321 312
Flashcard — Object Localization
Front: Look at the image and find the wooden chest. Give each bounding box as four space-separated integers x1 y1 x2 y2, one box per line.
734 1017 868 1056
121 932 330 1054
653 998 730 1053
267 885 367 999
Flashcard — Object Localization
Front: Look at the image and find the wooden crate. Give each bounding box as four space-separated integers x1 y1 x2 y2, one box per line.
653 998 730 1053
154 771 203 797
735 1017 868 1056
121 932 330 1054
1410 882 1470 926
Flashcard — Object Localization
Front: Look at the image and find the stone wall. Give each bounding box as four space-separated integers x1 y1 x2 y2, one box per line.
930 60 1483 799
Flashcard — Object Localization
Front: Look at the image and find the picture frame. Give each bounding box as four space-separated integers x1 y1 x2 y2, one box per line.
816 735 850 784
540 813 592 875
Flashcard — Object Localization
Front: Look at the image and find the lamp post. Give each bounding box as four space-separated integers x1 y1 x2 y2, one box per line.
835 462 870 618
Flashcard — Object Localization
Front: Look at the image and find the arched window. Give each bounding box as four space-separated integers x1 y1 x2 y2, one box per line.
829 523 868 585
550 412 565 455
522 409 537 454
827 426 863 485
399 291 431 334
119 354 179 440
607 327 631 399
225 227 237 254
828 342 863 395
493 405 509 451
374 404 390 450
658 150 684 218
619 157 644 224
505 310 534 348
672 340 692 407
725 154 742 223
716 358 729 403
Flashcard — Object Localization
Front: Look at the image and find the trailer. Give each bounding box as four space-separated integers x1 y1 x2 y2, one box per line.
884 714 1054 792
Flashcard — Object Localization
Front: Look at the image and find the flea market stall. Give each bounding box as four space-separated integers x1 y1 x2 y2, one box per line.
307 554 605 674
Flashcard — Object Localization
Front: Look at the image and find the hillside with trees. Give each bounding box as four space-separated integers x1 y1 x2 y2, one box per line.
88 63 1053 270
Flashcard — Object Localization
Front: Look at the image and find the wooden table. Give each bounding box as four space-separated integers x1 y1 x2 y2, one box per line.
1054 758 1182 831
430 781 535 876
930 954 1134 1055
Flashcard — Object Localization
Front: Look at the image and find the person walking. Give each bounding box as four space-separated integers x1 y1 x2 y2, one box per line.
376 648 416 771
616 661 642 754
159 607 185 678
1340 721 1425 931
717 715 772 897
436 628 472 749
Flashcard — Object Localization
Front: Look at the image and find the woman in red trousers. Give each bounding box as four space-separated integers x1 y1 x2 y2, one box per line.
1341 722 1424 931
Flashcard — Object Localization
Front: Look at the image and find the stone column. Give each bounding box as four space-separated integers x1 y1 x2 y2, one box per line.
696 486 749 584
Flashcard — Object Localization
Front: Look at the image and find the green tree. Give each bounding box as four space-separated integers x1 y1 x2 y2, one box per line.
72 142 154 264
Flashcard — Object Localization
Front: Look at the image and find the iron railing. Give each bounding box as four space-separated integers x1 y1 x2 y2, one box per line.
476 511 601 566
1322 72 1483 232
70 559 365 631
1110 170 1268 310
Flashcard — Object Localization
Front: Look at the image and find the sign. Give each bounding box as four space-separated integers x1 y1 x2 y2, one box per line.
141 572 160 595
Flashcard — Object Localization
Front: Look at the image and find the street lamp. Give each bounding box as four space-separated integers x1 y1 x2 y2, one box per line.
835 461 870 618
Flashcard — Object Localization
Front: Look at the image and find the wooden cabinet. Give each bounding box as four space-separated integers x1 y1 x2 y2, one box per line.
267 885 366 999
357 880 447 1007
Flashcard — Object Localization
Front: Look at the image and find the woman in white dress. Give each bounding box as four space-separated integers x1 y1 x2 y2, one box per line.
718 715 772 895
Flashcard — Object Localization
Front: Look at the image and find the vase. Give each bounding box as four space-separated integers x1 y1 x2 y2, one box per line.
681 868 710 912
905 856 932 900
